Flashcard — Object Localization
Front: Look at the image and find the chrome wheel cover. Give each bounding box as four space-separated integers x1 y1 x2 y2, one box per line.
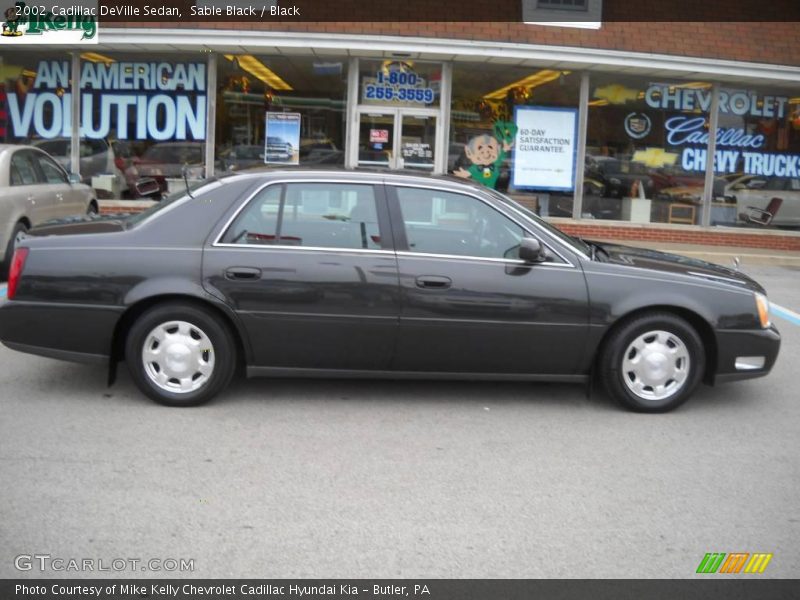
141 320 215 394
621 330 690 401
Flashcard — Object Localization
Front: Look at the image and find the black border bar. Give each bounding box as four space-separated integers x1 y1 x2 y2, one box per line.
3 579 800 600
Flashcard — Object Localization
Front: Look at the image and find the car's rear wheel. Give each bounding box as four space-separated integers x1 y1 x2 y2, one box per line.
87 200 98 215
600 312 705 412
125 302 236 406
2 222 28 280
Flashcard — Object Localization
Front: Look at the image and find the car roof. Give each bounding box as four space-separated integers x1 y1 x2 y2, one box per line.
0 143 50 154
218 166 490 191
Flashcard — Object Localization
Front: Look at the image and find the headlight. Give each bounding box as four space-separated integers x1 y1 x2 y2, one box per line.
754 292 770 328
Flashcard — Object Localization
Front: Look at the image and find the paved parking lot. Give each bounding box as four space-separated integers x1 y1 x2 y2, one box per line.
0 265 798 578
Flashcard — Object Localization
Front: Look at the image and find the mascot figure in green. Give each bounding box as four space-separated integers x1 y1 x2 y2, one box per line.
454 120 517 189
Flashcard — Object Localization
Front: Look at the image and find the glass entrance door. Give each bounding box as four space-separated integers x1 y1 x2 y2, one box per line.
357 112 395 168
398 114 436 172
356 109 438 171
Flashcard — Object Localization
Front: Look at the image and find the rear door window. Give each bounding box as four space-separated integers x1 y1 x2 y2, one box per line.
222 183 382 250
10 152 40 186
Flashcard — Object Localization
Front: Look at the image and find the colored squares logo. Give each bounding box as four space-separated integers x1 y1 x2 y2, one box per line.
697 553 773 574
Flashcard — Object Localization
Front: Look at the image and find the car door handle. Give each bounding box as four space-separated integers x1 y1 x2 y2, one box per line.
225 267 262 281
415 275 452 289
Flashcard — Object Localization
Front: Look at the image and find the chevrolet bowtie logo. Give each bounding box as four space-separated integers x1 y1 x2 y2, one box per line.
697 552 773 574
632 147 679 168
593 83 640 105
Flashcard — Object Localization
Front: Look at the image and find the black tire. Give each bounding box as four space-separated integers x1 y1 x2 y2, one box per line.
2 221 28 280
124 302 236 406
599 312 705 413
87 200 98 215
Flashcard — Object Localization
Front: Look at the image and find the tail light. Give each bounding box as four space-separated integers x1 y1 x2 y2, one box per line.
7 247 29 300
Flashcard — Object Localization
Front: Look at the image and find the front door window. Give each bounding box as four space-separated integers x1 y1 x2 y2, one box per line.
394 187 526 259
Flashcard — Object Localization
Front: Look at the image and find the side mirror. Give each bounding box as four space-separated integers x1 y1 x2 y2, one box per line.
68 173 82 184
519 237 546 263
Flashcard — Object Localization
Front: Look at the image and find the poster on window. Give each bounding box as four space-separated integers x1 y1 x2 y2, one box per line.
265 112 301 165
512 106 578 191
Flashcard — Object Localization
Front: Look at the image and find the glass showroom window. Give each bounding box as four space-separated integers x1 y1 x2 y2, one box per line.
73 52 209 199
449 64 580 217
1 52 72 167
216 54 348 172
709 84 800 230
586 74 712 225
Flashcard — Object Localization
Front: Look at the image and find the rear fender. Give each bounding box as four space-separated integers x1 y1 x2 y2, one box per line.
107 278 253 384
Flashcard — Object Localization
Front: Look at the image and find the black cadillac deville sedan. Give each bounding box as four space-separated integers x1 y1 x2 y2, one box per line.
0 170 780 412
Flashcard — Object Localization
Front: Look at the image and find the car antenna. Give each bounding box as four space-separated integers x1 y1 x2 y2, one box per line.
182 164 194 198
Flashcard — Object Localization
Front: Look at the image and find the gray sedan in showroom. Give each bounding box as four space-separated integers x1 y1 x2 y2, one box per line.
0 144 97 277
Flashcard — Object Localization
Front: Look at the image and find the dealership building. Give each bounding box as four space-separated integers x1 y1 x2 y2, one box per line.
2 3 800 250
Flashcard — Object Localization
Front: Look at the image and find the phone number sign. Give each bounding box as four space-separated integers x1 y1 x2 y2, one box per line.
362 70 435 105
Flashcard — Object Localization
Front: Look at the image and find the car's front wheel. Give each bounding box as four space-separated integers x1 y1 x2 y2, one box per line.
125 302 236 406
600 312 705 412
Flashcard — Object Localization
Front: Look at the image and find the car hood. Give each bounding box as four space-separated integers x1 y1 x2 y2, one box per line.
29 214 128 236
593 241 765 293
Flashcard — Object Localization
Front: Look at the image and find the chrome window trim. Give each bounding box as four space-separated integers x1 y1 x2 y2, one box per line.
388 181 577 267
395 250 575 269
212 243 394 256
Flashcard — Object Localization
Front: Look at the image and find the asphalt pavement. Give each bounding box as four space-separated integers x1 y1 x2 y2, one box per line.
0 265 798 579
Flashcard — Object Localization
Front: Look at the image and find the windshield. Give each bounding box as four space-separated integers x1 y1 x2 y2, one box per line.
125 179 222 228
486 188 591 257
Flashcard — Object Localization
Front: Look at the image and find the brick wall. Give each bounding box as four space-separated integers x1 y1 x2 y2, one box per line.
555 222 800 251
119 19 800 68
